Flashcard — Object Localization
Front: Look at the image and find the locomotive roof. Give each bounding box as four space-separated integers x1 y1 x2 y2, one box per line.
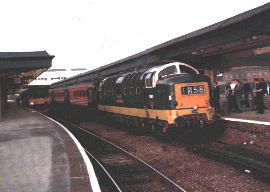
67 81 95 89
50 81 94 91
156 74 211 85
143 62 199 75
98 62 201 89
142 62 199 88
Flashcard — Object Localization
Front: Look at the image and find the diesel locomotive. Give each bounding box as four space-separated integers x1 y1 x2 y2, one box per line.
49 62 219 134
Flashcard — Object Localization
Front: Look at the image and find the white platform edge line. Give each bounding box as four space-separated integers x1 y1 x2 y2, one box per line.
43 115 101 192
221 117 270 125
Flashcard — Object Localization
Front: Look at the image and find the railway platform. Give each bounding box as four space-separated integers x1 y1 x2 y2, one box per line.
0 102 100 192
219 96 270 124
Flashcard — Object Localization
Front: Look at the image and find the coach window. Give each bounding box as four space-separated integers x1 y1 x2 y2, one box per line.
83 90 85 97
130 87 133 95
124 88 128 95
74 91 76 97
116 88 122 95
136 87 140 94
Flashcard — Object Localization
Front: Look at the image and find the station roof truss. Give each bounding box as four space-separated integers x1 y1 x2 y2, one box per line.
51 3 270 89
0 51 54 93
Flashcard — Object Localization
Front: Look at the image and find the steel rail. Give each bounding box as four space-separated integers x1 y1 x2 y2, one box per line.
52 115 186 192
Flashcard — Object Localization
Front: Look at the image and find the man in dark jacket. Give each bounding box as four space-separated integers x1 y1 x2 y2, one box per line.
253 78 264 114
260 78 268 109
234 79 243 113
212 81 220 113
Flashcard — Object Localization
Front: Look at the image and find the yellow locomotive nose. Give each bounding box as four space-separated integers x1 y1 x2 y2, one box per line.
175 82 209 110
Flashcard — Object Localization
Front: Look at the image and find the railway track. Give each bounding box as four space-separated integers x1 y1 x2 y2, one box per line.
42 110 270 190
192 141 270 180
46 113 186 192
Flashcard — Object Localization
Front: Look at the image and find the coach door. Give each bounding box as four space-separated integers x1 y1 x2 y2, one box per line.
64 89 70 105
87 88 97 108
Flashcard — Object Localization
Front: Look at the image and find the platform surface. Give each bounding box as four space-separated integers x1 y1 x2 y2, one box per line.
219 96 270 124
0 103 100 192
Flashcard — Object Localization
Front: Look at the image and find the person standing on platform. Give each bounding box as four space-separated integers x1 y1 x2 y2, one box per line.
243 79 251 108
253 78 264 114
226 82 233 112
230 80 237 111
260 78 267 109
234 79 243 113
251 78 257 111
212 81 220 113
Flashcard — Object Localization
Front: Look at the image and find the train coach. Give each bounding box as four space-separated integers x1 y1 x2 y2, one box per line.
20 86 50 109
49 62 219 134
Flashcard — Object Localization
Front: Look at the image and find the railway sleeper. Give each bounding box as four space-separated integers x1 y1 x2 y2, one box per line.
108 163 154 173
117 174 156 186
91 148 123 156
109 169 157 185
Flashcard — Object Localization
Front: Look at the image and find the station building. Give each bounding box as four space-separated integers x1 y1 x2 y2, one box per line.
29 68 87 86
217 66 270 93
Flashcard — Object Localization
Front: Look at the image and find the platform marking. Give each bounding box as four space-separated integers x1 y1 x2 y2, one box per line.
221 117 270 126
42 115 101 192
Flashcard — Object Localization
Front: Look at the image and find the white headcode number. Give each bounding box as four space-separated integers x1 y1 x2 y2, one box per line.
181 85 204 95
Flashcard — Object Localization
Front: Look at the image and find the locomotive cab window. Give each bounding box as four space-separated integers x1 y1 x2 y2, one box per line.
145 72 155 87
179 65 197 74
116 77 124 84
158 65 177 78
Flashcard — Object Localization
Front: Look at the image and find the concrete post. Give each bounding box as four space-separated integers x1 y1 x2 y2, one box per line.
203 68 217 84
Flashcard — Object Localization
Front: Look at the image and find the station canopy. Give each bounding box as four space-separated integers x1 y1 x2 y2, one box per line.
0 51 54 93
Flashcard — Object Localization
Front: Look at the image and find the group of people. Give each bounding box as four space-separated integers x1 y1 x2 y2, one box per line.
211 78 268 114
